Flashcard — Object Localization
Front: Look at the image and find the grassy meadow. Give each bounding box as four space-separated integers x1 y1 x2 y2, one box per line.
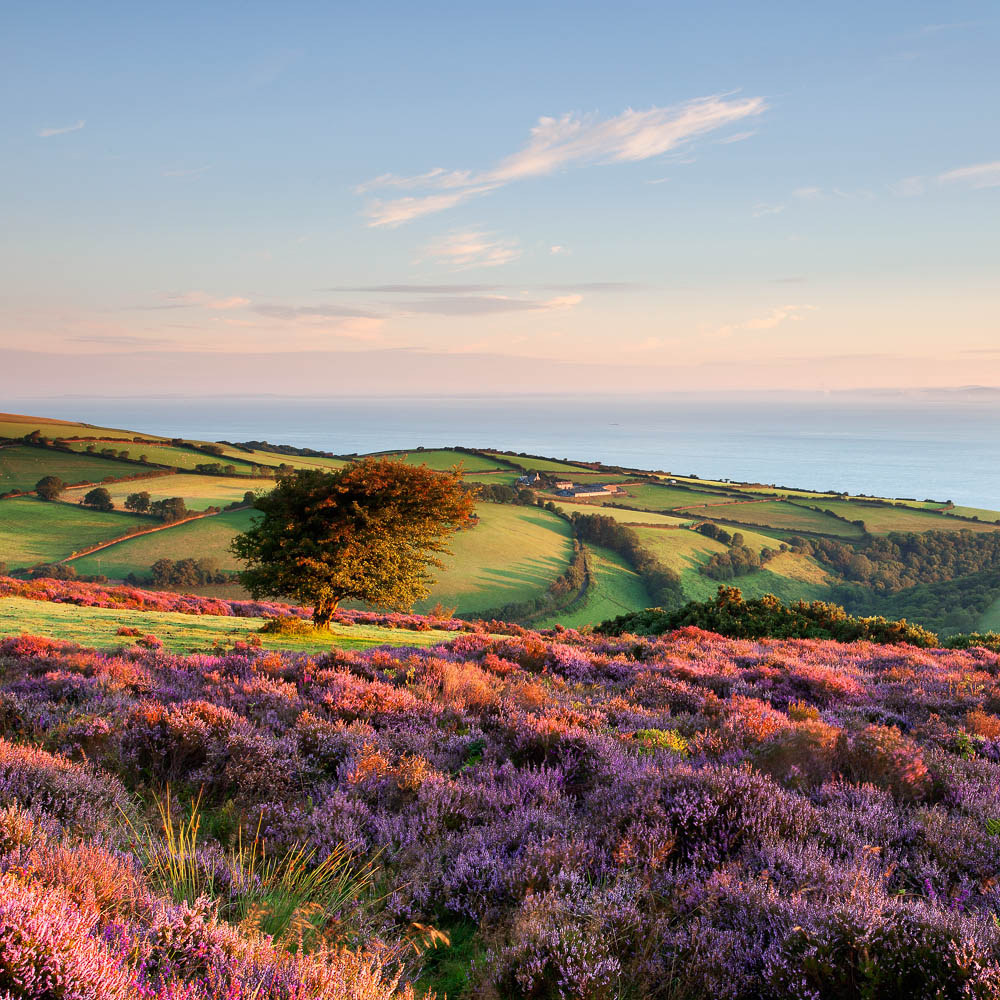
0 595 457 653
680 498 867 538
64 473 264 511
0 444 142 492
376 448 505 472
818 499 1000 534
413 503 574 614
63 440 260 473
0 497 149 569
70 508 260 577
536 543 652 629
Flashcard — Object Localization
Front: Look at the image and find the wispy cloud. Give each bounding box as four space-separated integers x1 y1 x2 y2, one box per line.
132 291 249 311
361 94 767 226
717 130 756 144
252 302 380 320
752 202 785 218
939 161 1000 189
549 244 570 255
420 230 521 269
396 293 581 316
37 119 85 138
710 304 815 339
327 283 501 294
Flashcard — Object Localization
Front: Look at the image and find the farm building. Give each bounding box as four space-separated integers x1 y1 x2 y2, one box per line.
556 483 624 498
516 472 544 486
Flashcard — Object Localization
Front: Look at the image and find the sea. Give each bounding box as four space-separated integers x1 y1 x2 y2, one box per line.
8 392 1000 510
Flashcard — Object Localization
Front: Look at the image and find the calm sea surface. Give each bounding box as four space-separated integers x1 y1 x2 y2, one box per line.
9 394 1000 510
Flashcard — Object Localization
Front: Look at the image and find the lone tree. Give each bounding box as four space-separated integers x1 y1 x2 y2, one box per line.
231 460 475 629
82 487 114 512
35 476 65 501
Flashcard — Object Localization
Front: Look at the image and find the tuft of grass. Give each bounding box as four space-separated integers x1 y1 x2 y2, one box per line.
124 789 381 951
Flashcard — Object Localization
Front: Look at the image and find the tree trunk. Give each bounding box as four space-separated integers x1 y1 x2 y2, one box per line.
312 598 339 631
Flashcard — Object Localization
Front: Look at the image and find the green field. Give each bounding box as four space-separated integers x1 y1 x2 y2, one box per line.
979 594 1000 632
0 413 156 441
681 499 865 538
70 508 259 577
629 525 833 604
63 440 259 473
0 445 144 492
557 505 693 527
413 503 574 614
0 497 148 569
818 500 1000 535
948 506 1000 523
592 483 744 511
64 474 265 512
0 595 457 654
536 543 651 630
482 452 592 473
210 444 349 472
375 449 504 473
461 471 522 486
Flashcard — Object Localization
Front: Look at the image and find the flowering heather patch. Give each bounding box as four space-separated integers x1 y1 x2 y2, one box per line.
0 575 484 633
3 623 1000 995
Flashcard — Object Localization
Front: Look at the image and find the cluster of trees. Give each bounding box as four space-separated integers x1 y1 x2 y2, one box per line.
836 569 1000 636
597 586 939 647
790 529 1000 592
701 543 779 580
223 439 341 460
145 557 228 587
694 522 780 580
570 512 683 608
477 482 537 504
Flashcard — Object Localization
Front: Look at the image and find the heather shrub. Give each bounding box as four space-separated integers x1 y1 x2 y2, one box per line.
0 738 128 832
0 872 137 999
839 724 931 801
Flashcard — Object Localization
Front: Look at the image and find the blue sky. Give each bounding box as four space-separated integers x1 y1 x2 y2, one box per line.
2 1 998 394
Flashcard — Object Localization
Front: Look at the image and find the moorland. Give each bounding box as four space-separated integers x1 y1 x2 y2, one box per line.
4 410 1000 998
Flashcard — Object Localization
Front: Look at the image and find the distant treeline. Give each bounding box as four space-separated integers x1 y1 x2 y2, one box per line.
790 529 1000 592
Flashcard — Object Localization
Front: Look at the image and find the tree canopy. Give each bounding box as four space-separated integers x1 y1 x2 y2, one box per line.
230 460 475 627
35 476 64 501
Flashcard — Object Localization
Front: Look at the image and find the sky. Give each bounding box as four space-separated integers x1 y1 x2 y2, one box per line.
2 0 999 396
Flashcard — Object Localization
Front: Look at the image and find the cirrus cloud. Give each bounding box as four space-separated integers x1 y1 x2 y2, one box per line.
361 94 767 227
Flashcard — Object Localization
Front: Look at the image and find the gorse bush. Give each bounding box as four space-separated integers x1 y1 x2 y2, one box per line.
598 585 940 646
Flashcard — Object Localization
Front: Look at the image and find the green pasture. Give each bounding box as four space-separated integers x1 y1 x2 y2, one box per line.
557 505 693 527
0 497 148 569
818 500 1000 535
0 596 458 654
373 449 503 473
64 474 266 512
536 543 651 630
461 472 522 486
629 525 833 604
63 440 259 473
593 483 744 511
413 503 574 614
482 452 591 473
931 505 1000 523
0 446 143 492
0 413 155 441
70 509 260 577
979 595 1000 632
210 444 349 472
682 499 865 538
